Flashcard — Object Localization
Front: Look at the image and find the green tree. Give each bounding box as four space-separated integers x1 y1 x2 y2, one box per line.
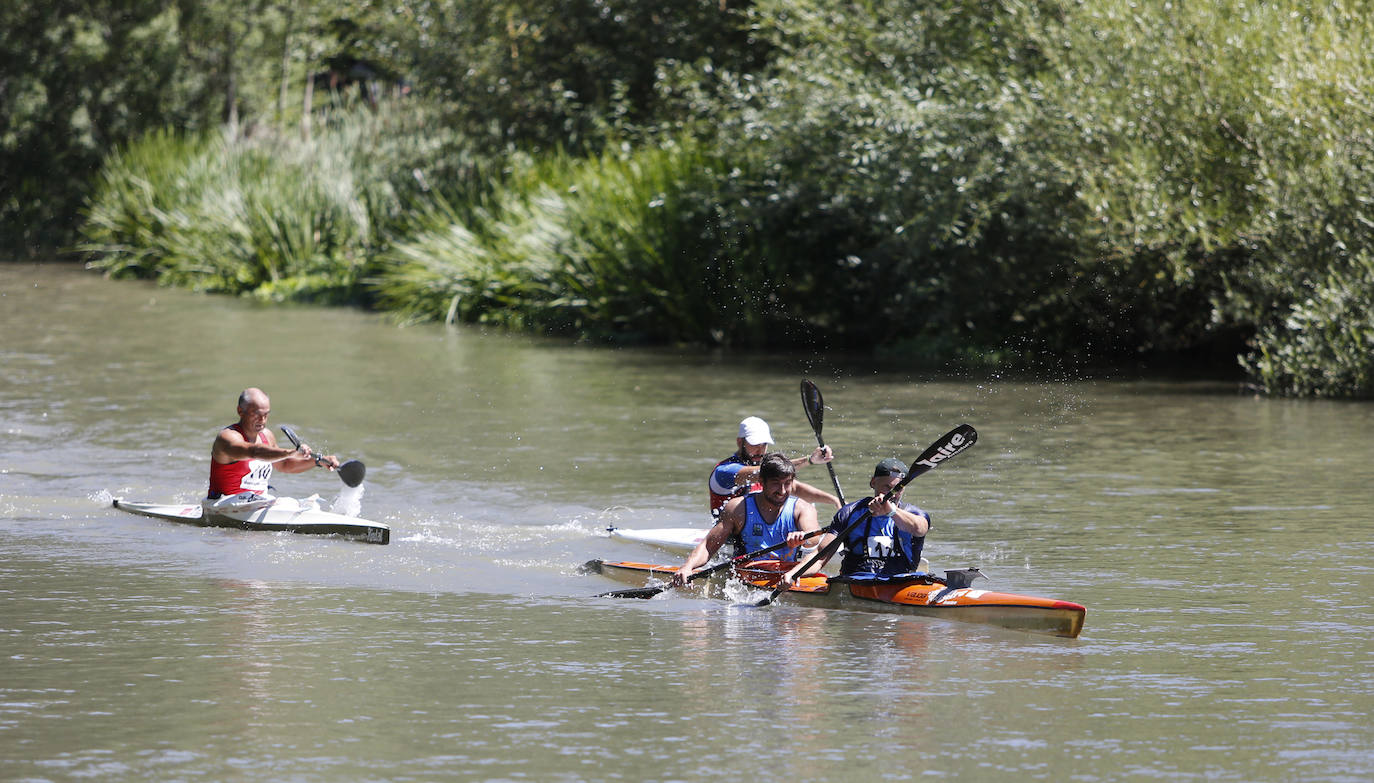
1 2 189 251
371 0 766 153
0 0 335 252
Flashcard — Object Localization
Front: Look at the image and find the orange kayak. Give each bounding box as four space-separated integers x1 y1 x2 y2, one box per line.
587 559 1086 638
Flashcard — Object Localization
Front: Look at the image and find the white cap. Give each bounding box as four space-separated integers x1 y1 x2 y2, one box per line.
737 416 773 446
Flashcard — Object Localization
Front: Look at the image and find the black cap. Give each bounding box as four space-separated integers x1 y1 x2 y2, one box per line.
873 458 907 478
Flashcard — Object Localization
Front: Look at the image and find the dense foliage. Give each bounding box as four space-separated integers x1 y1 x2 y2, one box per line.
11 0 1374 396
1 0 310 250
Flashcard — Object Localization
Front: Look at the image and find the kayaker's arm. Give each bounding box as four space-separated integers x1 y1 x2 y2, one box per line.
783 499 829 576
890 505 929 537
792 480 839 509
274 424 342 474
870 494 928 537
671 506 741 586
213 427 300 464
727 447 834 489
215 427 339 475
275 451 339 474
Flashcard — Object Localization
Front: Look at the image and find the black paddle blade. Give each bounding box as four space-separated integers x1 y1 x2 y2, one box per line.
942 568 986 589
337 459 366 487
598 586 669 599
800 380 825 434
802 379 846 507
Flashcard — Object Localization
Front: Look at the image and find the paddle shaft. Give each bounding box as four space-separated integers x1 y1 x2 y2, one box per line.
755 423 977 606
801 380 846 507
279 424 311 457
598 527 830 599
280 425 366 487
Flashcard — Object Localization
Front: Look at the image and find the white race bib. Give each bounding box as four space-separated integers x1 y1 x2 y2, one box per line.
240 459 273 493
865 535 897 559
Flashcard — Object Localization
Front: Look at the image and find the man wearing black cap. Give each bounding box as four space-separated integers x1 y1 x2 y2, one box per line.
780 457 931 588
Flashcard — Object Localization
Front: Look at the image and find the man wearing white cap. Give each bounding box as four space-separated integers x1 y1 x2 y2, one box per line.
708 415 838 514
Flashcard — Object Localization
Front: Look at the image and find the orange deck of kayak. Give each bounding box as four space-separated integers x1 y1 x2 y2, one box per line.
591 559 1086 638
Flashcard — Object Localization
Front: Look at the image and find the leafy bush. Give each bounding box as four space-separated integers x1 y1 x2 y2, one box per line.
373 153 567 329
689 0 1374 385
82 126 372 301
63 0 1374 396
377 141 765 344
1241 252 1374 398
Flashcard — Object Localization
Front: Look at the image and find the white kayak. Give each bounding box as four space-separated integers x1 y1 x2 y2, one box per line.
606 525 929 571
113 497 390 544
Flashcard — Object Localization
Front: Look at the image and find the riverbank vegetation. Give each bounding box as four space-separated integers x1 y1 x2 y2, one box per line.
9 1 1373 397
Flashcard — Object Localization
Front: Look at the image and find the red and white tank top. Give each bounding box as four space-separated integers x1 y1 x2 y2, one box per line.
207 424 273 498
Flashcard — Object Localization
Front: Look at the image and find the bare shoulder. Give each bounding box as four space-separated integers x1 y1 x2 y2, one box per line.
718 497 748 530
213 425 245 447
211 425 245 463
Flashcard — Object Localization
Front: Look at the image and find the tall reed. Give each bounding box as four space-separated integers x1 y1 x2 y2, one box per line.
376 140 763 344
81 106 477 304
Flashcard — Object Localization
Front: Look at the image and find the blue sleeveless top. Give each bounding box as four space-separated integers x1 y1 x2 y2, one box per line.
735 494 801 561
835 497 928 577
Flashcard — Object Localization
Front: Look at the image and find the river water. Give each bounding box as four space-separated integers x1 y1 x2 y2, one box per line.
1 263 1370 781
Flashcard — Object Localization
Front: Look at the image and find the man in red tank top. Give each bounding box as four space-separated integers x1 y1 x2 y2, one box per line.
207 387 340 500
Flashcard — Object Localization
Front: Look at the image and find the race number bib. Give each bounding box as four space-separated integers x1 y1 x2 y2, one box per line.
865 535 897 559
240 459 273 493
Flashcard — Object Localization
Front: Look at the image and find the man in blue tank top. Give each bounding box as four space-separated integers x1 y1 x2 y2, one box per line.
673 453 829 586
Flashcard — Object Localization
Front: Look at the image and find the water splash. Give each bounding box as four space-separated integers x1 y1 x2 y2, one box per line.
331 483 365 517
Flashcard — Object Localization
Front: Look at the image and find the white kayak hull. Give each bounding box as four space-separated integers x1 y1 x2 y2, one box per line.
113 498 390 545
607 526 706 553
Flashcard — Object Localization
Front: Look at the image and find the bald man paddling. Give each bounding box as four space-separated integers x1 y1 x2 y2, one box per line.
205 387 339 510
